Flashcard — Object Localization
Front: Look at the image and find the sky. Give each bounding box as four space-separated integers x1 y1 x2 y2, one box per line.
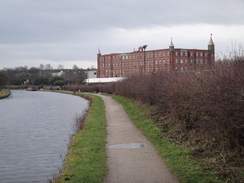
0 0 244 70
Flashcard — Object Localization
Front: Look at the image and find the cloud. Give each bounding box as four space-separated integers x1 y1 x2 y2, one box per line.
0 0 244 69
99 24 244 53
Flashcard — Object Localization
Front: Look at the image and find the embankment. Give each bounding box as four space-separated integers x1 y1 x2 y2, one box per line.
0 89 11 99
53 92 107 183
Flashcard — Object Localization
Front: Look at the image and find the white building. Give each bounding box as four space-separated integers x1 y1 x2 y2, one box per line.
84 77 125 84
85 69 97 79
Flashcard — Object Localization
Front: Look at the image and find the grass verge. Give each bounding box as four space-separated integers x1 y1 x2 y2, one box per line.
54 93 107 183
110 94 222 183
0 89 11 99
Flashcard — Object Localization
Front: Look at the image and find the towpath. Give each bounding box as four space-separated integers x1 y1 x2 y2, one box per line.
98 94 178 183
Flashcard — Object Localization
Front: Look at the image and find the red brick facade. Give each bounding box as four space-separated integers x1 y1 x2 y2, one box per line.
97 37 215 78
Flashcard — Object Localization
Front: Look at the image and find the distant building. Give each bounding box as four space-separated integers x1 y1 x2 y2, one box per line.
83 68 126 84
97 35 215 78
84 77 125 85
84 68 97 79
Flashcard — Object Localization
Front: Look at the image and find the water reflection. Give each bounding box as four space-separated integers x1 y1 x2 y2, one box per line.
0 91 89 183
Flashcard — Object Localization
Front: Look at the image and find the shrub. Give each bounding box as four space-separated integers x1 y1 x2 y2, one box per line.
54 80 65 86
63 58 244 153
0 71 8 89
60 58 244 181
108 59 244 181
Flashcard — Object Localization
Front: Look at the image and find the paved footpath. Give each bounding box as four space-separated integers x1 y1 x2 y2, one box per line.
98 94 178 183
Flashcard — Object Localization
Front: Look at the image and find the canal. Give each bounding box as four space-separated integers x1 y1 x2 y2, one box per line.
0 90 89 183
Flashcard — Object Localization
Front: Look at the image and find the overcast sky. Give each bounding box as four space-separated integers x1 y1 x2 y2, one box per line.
0 0 244 69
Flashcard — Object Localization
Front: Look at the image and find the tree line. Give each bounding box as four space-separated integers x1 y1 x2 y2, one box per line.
0 64 87 87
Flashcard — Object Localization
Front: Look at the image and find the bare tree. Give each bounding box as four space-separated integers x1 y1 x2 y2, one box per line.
57 64 64 70
73 64 79 70
40 64 44 70
45 64 53 70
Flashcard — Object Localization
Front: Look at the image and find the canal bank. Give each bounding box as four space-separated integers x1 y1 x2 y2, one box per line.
53 93 107 183
54 92 179 183
0 89 11 99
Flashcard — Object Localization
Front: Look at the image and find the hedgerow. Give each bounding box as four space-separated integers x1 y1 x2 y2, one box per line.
64 57 244 182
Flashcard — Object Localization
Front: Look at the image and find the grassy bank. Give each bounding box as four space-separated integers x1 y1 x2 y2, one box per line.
54 93 107 183
0 89 11 99
111 94 222 183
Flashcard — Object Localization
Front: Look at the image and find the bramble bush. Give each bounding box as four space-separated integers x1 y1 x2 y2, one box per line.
63 57 244 181
64 58 244 153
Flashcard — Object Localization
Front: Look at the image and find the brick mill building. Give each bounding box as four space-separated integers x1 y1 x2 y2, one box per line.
97 35 215 78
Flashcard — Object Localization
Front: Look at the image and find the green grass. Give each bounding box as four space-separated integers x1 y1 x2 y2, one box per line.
110 94 222 183
54 93 107 183
0 89 11 99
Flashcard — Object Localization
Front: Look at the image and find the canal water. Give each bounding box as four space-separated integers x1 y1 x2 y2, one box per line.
0 90 89 183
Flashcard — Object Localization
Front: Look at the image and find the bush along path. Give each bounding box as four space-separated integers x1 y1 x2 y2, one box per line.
63 59 243 182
